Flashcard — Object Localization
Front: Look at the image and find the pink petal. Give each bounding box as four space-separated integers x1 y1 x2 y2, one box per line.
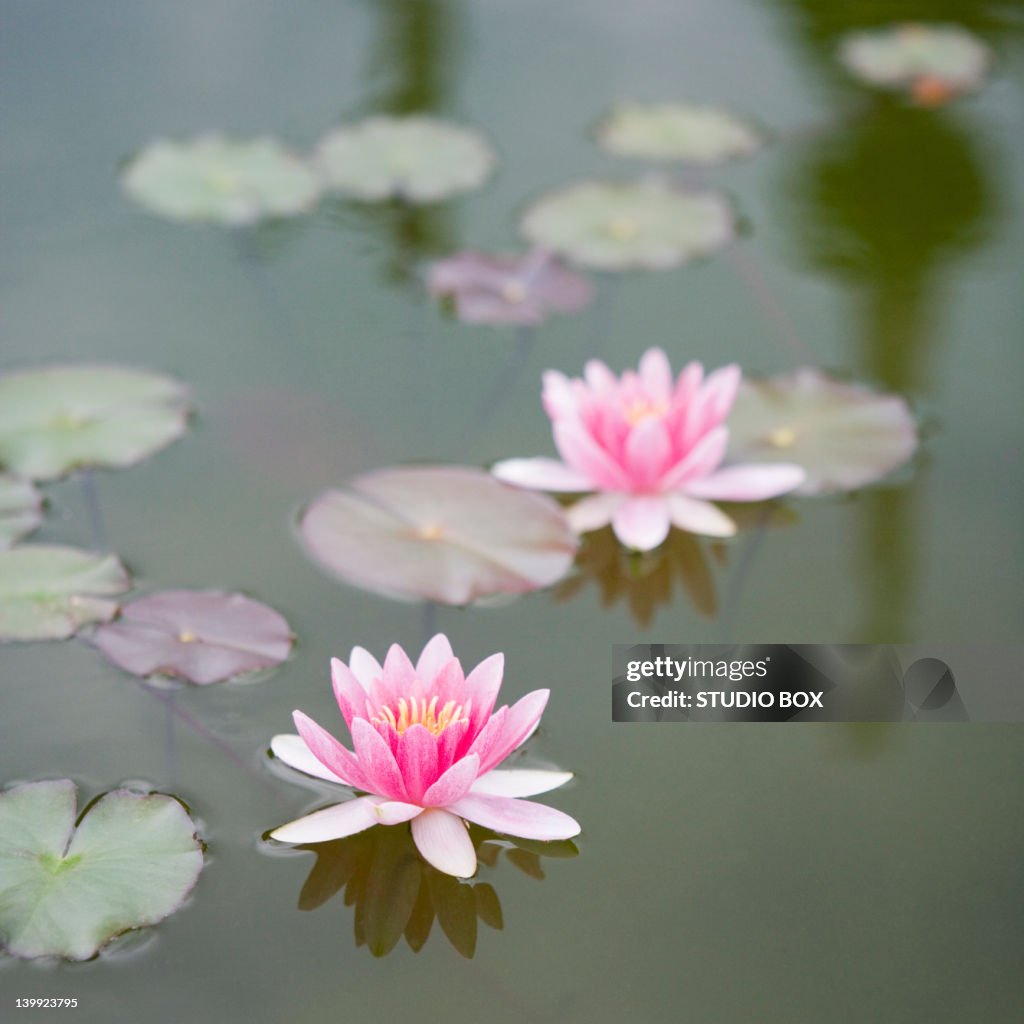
463 652 505 737
348 646 383 688
436 717 469 773
415 633 454 682
624 417 673 488
270 796 381 844
665 494 737 537
395 724 440 804
270 733 348 785
553 421 632 490
612 496 672 551
470 769 573 797
491 457 594 492
478 690 549 774
449 794 582 840
682 364 740 446
350 717 407 801
566 492 625 535
421 753 480 807
465 705 507 766
583 359 618 396
293 711 369 791
683 463 806 501
410 808 477 878
660 425 729 489
331 657 368 727
542 370 580 419
638 347 673 400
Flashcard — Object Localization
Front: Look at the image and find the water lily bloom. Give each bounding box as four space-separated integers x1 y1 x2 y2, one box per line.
269 635 580 878
492 348 806 551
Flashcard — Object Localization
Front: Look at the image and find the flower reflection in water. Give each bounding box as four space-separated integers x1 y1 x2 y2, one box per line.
293 823 578 958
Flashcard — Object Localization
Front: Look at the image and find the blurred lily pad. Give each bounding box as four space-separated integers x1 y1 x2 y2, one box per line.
299 465 577 605
0 476 42 549
595 102 763 164
0 780 203 960
838 24 991 104
520 179 735 271
121 135 320 225
726 368 918 495
0 365 189 481
92 589 294 685
0 545 131 642
315 116 496 202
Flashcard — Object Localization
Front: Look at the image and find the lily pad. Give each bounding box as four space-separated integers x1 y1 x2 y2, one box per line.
595 102 763 164
314 116 497 202
726 368 918 495
0 780 203 960
427 248 593 326
838 24 991 104
121 135 321 225
0 545 131 642
0 365 189 481
299 465 578 605
0 476 42 549
92 589 294 685
519 179 735 271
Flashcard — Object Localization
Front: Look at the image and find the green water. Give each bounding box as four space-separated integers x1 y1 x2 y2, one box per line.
1 1 1022 1021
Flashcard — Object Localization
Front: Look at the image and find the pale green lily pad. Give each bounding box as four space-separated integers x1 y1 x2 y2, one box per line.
0 545 131 642
315 116 497 202
726 368 918 495
838 24 991 102
121 135 321 225
595 102 763 164
0 780 204 960
519 179 735 271
0 365 189 481
0 476 42 549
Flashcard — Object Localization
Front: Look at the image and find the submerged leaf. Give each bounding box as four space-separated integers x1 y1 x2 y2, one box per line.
520 179 735 271
595 102 763 164
92 589 293 684
0 365 189 481
0 545 131 642
726 368 918 495
0 779 204 960
299 465 577 605
0 475 42 549
315 116 496 202
121 135 320 225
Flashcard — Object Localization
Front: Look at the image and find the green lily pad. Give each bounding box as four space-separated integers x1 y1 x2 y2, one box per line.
121 135 321 225
0 780 204 960
0 545 131 642
0 365 189 481
0 476 42 549
595 102 763 164
315 116 497 202
519 179 736 271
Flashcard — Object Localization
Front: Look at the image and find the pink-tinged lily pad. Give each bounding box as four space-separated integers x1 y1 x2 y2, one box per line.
427 248 593 327
726 368 918 495
92 589 294 684
299 466 578 605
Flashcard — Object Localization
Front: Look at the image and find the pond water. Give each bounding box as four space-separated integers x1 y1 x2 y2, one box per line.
2 1 1022 1021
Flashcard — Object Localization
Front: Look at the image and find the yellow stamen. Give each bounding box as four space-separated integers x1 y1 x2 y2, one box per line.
374 695 469 736
767 425 798 448
178 630 198 644
624 397 668 426
605 215 639 241
416 523 445 541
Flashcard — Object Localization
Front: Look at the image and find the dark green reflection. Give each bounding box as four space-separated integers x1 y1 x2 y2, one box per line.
294 824 578 958
766 0 1009 639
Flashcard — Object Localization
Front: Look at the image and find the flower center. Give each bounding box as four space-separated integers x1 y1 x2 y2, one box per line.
766 425 798 448
374 696 469 737
415 522 445 541
501 279 527 304
624 397 668 426
178 629 198 644
605 215 640 241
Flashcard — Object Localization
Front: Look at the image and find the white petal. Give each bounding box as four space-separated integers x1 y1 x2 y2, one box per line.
470 769 574 797
410 807 477 878
566 492 625 534
270 734 348 785
492 458 594 492
269 796 380 844
612 495 671 550
666 494 737 537
374 801 424 825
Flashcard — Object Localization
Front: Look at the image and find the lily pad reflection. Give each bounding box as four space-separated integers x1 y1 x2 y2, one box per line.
0 365 189 481
0 545 131 642
727 369 918 495
293 822 577 958
0 780 204 960
0 476 42 549
299 466 577 605
92 590 294 685
520 179 735 271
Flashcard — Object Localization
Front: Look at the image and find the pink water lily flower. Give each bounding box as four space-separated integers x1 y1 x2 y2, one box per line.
492 348 805 551
269 634 580 879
